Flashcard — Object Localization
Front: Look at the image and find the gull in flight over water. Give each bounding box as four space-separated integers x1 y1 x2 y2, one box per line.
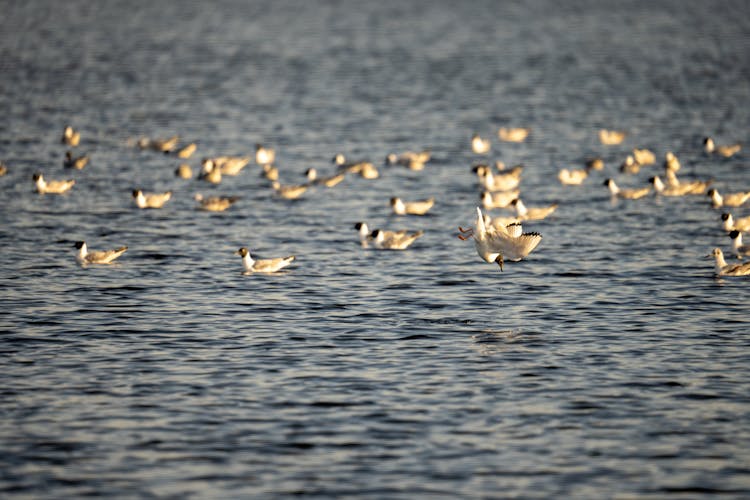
458 207 542 270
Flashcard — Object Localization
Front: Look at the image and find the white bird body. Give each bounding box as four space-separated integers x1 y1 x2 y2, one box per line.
650 175 707 196
236 247 294 273
33 173 75 194
371 228 424 250
62 125 80 146
471 134 491 154
599 129 625 145
386 150 431 170
664 152 681 173
176 143 196 159
255 144 275 165
132 189 172 209
663 170 710 193
354 222 372 247
205 156 250 176
390 197 434 215
708 188 750 209
272 181 307 199
305 168 346 187
461 207 542 269
558 168 588 185
481 189 520 209
511 198 558 221
704 137 741 157
333 154 379 178
74 241 127 265
729 231 750 258
604 178 650 200
710 247 750 276
477 165 522 192
497 127 530 143
721 213 750 233
194 193 239 212
632 148 656 165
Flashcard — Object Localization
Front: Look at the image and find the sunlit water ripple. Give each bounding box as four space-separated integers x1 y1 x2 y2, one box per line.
2 0 750 497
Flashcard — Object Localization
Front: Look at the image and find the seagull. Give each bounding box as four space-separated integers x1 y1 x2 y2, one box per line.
471 133 491 154
255 144 275 165
599 129 625 145
458 207 542 270
305 168 345 187
603 178 650 200
558 167 588 185
204 156 250 176
195 193 239 212
370 228 424 250
729 231 750 258
481 189 520 209
662 170 711 194
511 198 558 221
385 150 431 170
586 157 604 171
333 154 379 179
74 241 127 265
61 125 80 146
272 181 307 199
649 175 706 196
175 164 193 179
199 161 222 184
354 222 373 247
63 151 89 169
235 247 294 274
474 164 522 191
721 213 750 232
138 135 179 153
632 148 656 166
707 188 750 209
704 137 741 158
390 197 434 215
497 127 530 143
132 189 172 209
709 247 750 276
176 142 196 159
620 155 641 175
663 151 681 173
261 164 279 181
33 173 75 194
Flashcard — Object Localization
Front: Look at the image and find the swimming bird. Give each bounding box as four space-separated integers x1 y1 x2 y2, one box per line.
199 161 222 184
261 164 279 181
458 207 542 270
176 142 196 159
721 213 750 233
511 198 558 221
390 197 434 215
272 180 307 199
175 164 193 179
203 156 250 176
132 189 172 209
474 164 522 191
663 151 681 173
305 168 345 187
74 241 127 265
63 151 89 170
708 188 750 209
255 144 275 165
481 189 520 209
558 167 588 186
586 157 604 171
471 133 491 154
661 171 711 194
194 193 239 211
61 125 80 146
370 228 424 250
632 148 656 166
333 154 379 179
649 175 706 196
385 150 431 170
354 222 373 247
709 247 750 276
620 155 641 175
236 247 294 274
603 178 650 200
599 129 625 145
729 231 750 258
497 127 530 143
138 135 179 153
704 137 741 158
33 173 75 194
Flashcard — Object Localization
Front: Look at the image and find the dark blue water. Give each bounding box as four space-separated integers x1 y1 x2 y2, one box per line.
2 0 750 497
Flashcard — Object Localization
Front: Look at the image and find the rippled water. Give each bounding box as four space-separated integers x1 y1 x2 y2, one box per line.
2 0 750 497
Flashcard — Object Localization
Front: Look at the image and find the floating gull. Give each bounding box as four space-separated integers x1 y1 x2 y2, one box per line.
236 247 294 274
74 241 127 265
33 173 75 194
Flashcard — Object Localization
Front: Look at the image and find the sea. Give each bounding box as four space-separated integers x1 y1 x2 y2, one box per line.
1 0 750 497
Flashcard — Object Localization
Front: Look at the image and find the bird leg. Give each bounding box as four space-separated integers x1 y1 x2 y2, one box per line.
457 226 474 240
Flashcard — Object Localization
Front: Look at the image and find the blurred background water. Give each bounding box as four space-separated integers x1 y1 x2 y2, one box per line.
1 0 750 497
